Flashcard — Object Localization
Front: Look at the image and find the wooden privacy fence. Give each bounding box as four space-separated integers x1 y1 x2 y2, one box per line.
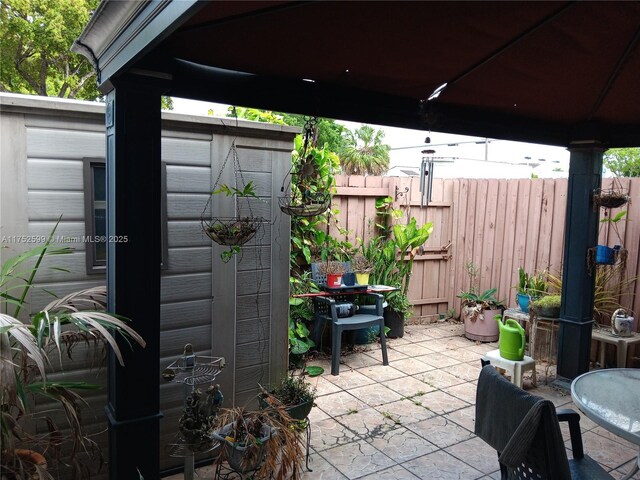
331 176 640 323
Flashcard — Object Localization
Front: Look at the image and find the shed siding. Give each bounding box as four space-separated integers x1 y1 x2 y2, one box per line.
1 94 294 476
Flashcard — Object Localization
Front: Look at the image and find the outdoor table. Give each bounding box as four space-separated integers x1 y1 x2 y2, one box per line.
292 284 398 298
571 368 640 480
591 328 640 368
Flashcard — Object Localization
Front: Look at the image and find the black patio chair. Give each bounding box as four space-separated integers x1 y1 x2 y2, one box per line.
475 365 612 479
310 263 388 375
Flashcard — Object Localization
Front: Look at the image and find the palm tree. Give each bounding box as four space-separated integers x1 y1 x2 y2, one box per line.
340 125 391 175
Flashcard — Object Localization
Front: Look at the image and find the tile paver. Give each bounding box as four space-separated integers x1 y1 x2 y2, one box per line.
177 322 637 480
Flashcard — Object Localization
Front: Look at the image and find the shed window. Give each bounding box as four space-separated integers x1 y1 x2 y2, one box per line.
84 159 168 274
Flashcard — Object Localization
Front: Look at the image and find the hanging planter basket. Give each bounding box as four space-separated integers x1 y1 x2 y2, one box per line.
202 216 260 246
279 116 335 217
593 188 629 209
200 138 265 260
278 192 331 217
587 245 626 271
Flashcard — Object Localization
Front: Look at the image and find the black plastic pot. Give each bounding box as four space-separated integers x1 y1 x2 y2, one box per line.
258 395 314 420
384 307 404 338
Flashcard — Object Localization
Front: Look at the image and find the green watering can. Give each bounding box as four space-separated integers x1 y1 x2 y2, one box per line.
496 316 526 360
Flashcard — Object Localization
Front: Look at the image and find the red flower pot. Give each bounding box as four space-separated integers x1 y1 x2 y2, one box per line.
326 274 342 287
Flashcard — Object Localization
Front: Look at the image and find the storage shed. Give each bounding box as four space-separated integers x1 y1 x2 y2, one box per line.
0 92 296 473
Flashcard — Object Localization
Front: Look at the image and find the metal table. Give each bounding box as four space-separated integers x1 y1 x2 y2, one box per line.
571 368 640 480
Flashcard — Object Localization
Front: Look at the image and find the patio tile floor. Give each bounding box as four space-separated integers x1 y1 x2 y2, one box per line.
166 322 639 479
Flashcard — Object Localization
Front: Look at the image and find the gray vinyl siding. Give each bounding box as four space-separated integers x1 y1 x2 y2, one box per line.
0 93 295 476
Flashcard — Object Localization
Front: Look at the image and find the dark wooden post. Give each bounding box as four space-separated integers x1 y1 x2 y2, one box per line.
104 77 163 480
556 142 603 383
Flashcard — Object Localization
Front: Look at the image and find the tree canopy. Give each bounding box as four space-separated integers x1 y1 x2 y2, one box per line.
227 107 348 154
604 148 640 177
0 0 99 99
339 125 391 176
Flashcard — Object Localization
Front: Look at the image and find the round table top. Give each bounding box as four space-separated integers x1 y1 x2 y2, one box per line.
571 368 640 446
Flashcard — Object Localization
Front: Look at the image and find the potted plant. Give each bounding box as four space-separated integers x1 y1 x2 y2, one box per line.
515 267 547 313
530 294 561 318
457 262 505 342
318 261 347 288
212 407 304 478
593 178 629 209
458 287 505 342
0 228 145 479
365 213 433 338
258 373 316 421
593 210 627 266
279 120 336 217
202 181 262 262
351 253 374 285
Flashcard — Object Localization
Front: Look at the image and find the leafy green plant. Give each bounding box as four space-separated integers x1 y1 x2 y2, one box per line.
547 268 636 325
213 181 257 198
304 365 324 377
206 181 260 262
600 209 627 245
1 224 145 479
457 288 503 309
260 373 316 407
531 294 561 309
515 267 548 298
365 209 433 317
287 273 316 363
459 262 504 322
288 136 348 270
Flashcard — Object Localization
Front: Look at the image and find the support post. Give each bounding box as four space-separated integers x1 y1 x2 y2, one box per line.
105 78 163 480
556 142 603 383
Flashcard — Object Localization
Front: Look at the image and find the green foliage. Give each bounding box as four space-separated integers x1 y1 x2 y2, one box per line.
228 107 287 125
339 125 391 175
600 210 627 244
212 181 257 198
0 0 99 98
304 365 324 377
228 107 348 153
288 136 348 268
364 206 433 317
516 267 548 297
265 373 316 406
288 273 316 358
374 196 402 236
1 222 144 478
531 294 561 309
457 288 503 309
604 148 640 177
547 269 636 324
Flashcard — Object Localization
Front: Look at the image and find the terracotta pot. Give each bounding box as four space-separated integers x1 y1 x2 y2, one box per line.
10 449 47 479
464 307 501 342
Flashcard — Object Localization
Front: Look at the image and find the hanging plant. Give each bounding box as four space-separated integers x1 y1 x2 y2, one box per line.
279 117 336 217
593 178 629 209
201 140 264 262
593 189 629 209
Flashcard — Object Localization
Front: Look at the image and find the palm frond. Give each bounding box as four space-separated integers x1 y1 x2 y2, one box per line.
0 314 47 381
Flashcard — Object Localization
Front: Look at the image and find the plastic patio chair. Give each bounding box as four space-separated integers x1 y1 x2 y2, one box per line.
310 263 388 375
475 365 612 479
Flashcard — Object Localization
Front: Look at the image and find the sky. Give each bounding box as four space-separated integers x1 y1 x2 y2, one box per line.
171 97 571 179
